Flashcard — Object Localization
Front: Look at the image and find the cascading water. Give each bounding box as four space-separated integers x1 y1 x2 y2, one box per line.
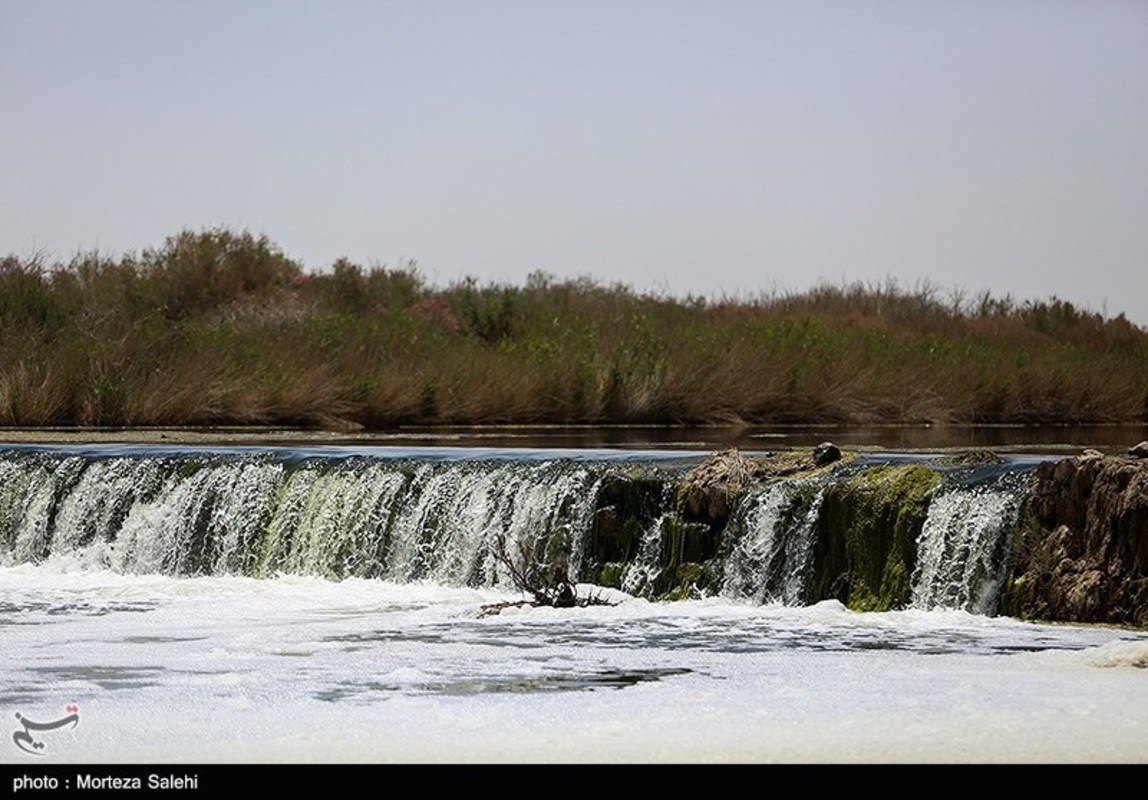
3 446 1142 765
910 470 1030 614
0 445 1036 615
0 448 611 592
721 479 824 605
609 477 680 597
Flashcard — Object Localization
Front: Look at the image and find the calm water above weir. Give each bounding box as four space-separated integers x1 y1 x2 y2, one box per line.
373 423 1148 453
3 422 1147 453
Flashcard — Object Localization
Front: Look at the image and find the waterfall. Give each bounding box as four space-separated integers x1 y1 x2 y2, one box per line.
910 472 1029 614
0 446 1038 615
0 450 606 589
720 479 824 605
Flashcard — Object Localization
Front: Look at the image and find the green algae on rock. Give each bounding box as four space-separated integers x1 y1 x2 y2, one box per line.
812 464 942 611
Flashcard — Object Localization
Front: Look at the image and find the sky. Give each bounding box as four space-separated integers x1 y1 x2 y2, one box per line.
2 1 1146 323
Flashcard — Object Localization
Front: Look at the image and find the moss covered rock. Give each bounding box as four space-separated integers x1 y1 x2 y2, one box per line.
812 464 941 611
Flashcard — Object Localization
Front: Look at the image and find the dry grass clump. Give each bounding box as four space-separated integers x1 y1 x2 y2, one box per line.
1 228 1145 428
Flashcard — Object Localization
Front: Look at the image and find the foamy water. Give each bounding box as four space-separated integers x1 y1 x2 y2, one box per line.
3 564 1146 763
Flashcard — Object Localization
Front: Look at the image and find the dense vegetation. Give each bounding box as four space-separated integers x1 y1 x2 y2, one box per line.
1 228 1145 428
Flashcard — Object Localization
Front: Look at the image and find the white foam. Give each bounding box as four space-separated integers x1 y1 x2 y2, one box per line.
4 567 1146 763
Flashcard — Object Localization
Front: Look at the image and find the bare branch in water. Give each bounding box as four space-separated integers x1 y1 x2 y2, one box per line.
489 533 617 610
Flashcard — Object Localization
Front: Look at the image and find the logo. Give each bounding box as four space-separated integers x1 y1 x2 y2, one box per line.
12 705 79 756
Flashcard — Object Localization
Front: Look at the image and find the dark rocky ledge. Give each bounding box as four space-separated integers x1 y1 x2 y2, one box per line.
1001 452 1148 627
671 445 1148 626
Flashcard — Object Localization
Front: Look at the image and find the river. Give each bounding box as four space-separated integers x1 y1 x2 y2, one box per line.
1 439 1145 763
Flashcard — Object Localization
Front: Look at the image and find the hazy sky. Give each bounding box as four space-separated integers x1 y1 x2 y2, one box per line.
3 1 1146 323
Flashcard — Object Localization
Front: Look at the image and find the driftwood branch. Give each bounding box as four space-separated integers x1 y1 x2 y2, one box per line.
488 533 617 610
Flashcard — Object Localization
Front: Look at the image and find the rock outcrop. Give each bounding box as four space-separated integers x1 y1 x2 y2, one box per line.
592 446 1147 625
1002 453 1148 627
676 445 851 528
